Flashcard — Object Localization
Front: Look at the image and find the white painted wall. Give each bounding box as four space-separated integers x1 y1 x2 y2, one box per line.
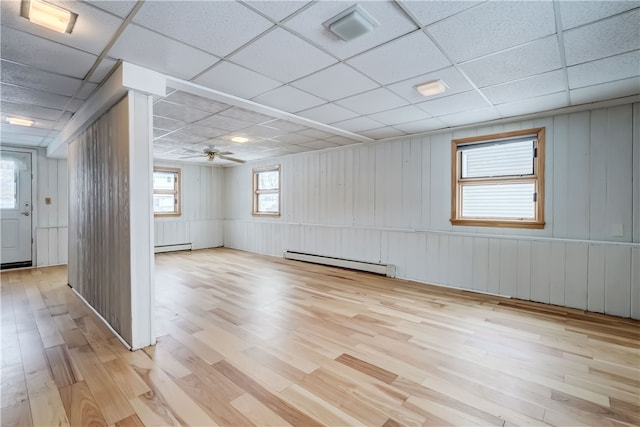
224 102 640 319
153 161 224 250
35 150 68 267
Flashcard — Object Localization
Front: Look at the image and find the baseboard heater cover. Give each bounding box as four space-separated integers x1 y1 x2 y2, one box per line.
283 250 396 278
154 243 192 254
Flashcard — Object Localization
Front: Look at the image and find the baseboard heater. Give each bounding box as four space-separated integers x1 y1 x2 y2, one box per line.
283 250 396 278
154 243 192 254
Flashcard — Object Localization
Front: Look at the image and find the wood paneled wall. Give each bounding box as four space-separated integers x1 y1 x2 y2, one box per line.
153 161 224 249
224 103 640 319
35 150 68 266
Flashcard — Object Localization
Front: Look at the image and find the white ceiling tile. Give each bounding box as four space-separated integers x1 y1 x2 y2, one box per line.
179 125 228 139
1 1 123 55
0 133 44 146
195 61 282 99
261 119 309 133
164 91 230 114
394 117 447 134
298 103 359 123
347 31 450 85
1 84 73 111
559 1 640 30
154 101 212 123
195 115 254 132
568 51 640 89
386 66 473 103
251 85 325 113
299 140 339 150
331 116 383 132
564 9 640 66
427 1 556 62
402 1 483 26
153 116 188 131
360 127 406 139
416 90 489 116
109 25 219 81
219 107 274 124
1 124 51 137
283 1 417 60
159 130 208 144
87 1 138 17
270 133 315 145
240 125 285 139
134 1 273 57
335 88 408 115
438 107 501 127
1 101 64 121
0 27 96 79
570 78 640 105
460 36 561 88
89 58 117 83
496 92 568 118
230 28 336 82
326 136 361 146
481 70 566 105
367 105 431 126
1 60 83 97
245 1 311 21
291 63 379 101
297 128 336 139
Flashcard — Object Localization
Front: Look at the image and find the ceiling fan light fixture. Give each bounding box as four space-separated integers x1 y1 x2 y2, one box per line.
7 117 34 127
323 4 379 42
415 79 448 97
21 0 77 34
231 136 249 143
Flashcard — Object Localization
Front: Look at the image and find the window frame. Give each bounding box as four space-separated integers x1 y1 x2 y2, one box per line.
252 165 281 217
153 166 181 217
450 127 545 229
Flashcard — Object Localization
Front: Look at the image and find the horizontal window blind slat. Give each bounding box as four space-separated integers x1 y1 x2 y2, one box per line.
461 182 535 219
461 139 534 178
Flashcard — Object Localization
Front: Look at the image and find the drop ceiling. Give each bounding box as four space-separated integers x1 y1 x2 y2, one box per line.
1 0 639 165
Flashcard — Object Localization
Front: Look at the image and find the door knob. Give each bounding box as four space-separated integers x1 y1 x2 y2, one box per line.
21 202 30 216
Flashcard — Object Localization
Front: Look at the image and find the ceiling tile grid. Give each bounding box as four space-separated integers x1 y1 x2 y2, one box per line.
1 0 638 163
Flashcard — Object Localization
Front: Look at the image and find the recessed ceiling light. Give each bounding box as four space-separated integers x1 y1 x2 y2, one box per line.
20 0 78 34
7 117 34 127
231 136 249 143
415 79 448 97
323 4 379 42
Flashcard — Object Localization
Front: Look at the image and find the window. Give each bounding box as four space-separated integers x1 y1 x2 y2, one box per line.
0 159 18 209
253 165 280 216
451 128 545 229
153 167 181 216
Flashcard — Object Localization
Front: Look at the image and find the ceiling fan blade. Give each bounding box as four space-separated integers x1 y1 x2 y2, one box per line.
218 154 246 163
180 154 206 159
218 151 233 155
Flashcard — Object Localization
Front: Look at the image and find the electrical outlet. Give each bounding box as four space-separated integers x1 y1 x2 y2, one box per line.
45 197 51 205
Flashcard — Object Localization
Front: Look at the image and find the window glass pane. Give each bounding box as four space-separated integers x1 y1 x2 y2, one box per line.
257 170 279 190
462 182 535 219
154 194 176 213
0 160 17 209
153 171 176 191
461 140 534 178
257 193 279 213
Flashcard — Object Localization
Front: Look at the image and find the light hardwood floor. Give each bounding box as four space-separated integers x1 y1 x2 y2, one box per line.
1 248 639 426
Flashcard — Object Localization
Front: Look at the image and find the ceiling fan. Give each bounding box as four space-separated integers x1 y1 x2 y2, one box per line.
182 146 245 163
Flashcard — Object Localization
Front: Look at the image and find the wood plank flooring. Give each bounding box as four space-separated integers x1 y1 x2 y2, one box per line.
1 247 639 426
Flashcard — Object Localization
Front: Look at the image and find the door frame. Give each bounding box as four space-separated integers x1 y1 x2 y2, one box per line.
1 145 38 268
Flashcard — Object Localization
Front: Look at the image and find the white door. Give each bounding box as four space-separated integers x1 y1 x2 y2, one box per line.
1 150 33 268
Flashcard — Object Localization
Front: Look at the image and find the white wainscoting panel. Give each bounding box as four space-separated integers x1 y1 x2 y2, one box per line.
224 102 640 319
